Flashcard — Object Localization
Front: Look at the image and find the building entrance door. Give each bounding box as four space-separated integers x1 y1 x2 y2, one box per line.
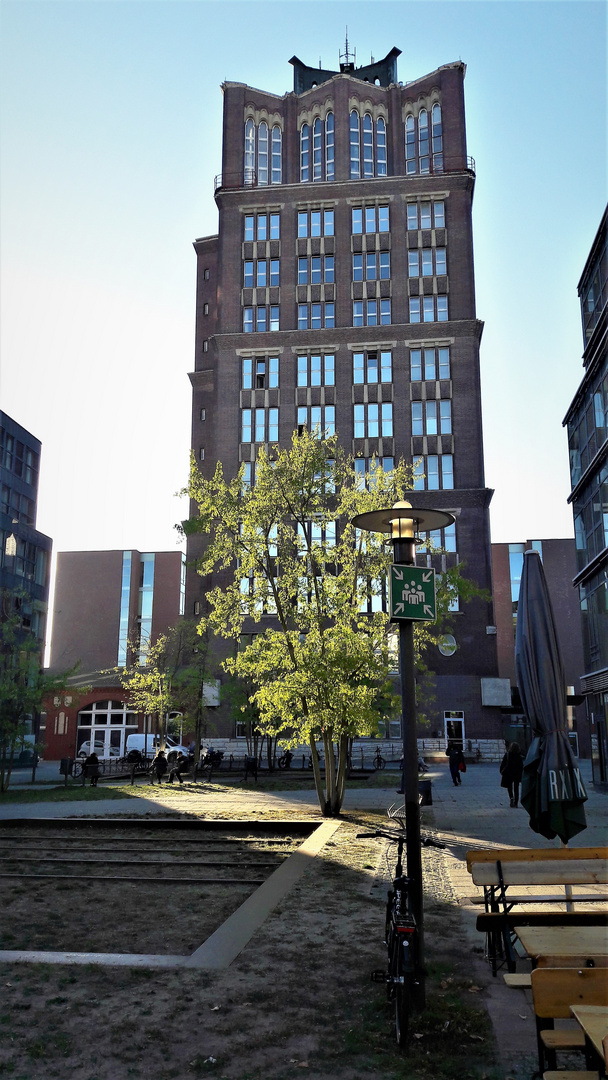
444 711 465 747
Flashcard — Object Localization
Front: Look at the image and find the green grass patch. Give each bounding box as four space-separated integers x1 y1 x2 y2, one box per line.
0 785 132 804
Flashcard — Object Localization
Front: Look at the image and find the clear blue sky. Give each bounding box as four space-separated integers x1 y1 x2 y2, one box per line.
1 1 606 565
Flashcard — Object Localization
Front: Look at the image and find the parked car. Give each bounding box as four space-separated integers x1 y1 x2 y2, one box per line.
125 733 191 762
77 741 121 760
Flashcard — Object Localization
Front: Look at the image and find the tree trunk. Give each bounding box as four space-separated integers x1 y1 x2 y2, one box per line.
334 733 349 811
309 736 330 815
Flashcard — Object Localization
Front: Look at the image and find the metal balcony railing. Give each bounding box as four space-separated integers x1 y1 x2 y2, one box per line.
214 157 476 193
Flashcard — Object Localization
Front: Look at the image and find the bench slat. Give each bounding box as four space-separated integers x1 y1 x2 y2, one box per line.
466 847 608 873
471 860 608 887
504 973 532 988
469 893 608 905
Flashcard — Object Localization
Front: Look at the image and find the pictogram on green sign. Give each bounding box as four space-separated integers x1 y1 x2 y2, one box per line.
390 564 437 622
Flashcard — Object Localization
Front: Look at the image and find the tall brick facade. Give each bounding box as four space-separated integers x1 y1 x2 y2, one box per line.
187 49 502 743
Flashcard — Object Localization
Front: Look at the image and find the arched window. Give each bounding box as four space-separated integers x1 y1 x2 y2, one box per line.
350 111 360 178
363 114 374 177
300 123 310 182
244 118 255 184
376 117 387 176
258 121 268 185
419 109 430 174
432 103 443 172
271 125 282 183
325 112 334 180
313 117 322 181
405 114 416 174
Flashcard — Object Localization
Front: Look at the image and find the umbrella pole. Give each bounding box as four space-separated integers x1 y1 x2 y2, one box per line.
560 839 574 912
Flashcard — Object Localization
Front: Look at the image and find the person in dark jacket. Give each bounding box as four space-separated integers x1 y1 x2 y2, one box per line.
84 752 100 787
150 750 168 785
500 743 524 807
445 742 465 786
167 752 189 784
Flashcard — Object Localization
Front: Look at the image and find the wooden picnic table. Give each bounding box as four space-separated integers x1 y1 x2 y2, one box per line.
570 1004 608 1060
514 924 608 967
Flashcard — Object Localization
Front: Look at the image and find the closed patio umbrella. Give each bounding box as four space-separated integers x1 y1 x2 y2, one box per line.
515 549 587 844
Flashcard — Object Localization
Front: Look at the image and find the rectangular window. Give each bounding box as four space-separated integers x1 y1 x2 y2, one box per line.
297 355 307 387
420 203 431 230
408 251 419 277
378 206 389 232
424 348 436 380
354 403 392 438
365 207 375 234
311 256 322 284
434 201 445 228
435 248 446 275
438 347 450 378
367 299 377 326
244 261 254 287
421 249 433 276
379 252 390 279
381 351 392 382
352 208 363 234
243 307 254 333
242 357 253 389
311 210 321 237
298 209 334 238
412 402 423 436
410 349 422 380
407 204 418 230
268 408 279 441
311 303 322 329
381 403 393 436
298 405 335 437
255 408 265 443
324 209 334 235
325 302 335 328
426 400 437 435
353 351 393 385
270 259 280 286
423 297 434 323
245 216 254 241
353 300 363 326
298 304 334 329
257 260 267 287
298 258 308 285
324 255 334 282
409 297 421 323
380 299 391 324
269 306 279 331
353 254 363 281
298 304 308 330
256 308 267 332
310 354 321 386
366 252 376 280
437 295 448 321
298 211 308 238
270 214 280 239
414 454 454 490
440 400 451 434
324 354 335 385
242 409 252 442
269 356 279 387
257 214 268 240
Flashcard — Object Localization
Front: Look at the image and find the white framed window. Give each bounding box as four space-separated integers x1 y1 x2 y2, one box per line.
244 213 280 241
301 114 334 182
410 347 450 381
353 299 391 327
298 303 335 330
353 251 390 280
352 351 392 384
354 456 395 486
413 454 454 490
411 399 451 436
406 200 444 230
242 356 279 390
244 120 282 185
298 255 334 284
297 208 334 238
297 354 335 387
353 403 393 439
242 407 278 444
243 306 279 333
408 297 447 324
297 405 335 437
351 205 389 234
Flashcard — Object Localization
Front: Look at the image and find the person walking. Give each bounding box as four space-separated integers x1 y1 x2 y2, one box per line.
446 741 466 786
499 742 524 807
150 749 168 785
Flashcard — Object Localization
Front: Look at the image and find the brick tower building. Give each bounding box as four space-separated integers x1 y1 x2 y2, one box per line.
187 47 503 744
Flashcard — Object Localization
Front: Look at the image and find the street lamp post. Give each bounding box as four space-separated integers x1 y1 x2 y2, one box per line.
352 501 455 1010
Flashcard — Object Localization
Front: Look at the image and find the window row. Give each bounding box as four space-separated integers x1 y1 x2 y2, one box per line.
353 252 390 280
413 453 454 490
409 296 448 323
405 105 443 175
244 259 280 288
243 202 446 241
241 403 395 442
412 399 452 436
241 348 452 388
244 213 281 242
354 456 394 481
353 299 391 326
300 114 334 182
244 120 282 185
354 403 393 439
0 433 39 486
298 255 334 284
243 306 280 333
408 248 446 277
0 484 35 526
349 113 387 179
242 408 280 443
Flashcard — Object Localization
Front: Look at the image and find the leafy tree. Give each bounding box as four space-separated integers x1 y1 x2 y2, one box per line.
184 430 474 816
113 621 213 764
0 605 71 792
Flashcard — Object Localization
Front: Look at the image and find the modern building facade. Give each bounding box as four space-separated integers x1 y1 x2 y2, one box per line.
45 548 186 759
564 207 608 786
187 48 503 744
491 538 587 756
0 411 51 651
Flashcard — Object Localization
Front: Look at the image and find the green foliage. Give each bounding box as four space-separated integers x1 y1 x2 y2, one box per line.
184 431 475 815
0 608 71 792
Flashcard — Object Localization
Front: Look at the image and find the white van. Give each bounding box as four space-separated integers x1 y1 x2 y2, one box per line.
125 734 190 761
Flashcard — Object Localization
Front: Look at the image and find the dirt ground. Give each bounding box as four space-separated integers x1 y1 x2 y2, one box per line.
0 812 499 1080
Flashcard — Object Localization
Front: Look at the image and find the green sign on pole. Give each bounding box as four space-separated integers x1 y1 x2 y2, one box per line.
390 564 437 622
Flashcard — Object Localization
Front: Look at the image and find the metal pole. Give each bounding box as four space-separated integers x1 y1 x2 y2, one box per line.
394 536 425 1010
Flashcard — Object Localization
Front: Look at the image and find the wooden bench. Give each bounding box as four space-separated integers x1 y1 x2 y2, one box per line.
467 851 608 976
531 967 608 1076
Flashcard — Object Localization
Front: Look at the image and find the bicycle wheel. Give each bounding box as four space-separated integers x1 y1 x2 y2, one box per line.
391 934 414 1047
377 755 386 770
72 761 83 779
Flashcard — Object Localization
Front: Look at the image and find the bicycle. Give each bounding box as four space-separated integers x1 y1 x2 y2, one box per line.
372 747 386 770
358 815 445 1047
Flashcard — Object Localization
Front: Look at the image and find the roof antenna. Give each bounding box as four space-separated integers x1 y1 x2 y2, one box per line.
319 56 322 69
339 26 356 71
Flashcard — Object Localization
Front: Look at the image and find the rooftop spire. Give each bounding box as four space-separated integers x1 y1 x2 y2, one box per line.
339 26 356 73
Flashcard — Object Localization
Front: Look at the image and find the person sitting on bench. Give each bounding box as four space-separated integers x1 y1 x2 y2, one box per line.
167 752 189 784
